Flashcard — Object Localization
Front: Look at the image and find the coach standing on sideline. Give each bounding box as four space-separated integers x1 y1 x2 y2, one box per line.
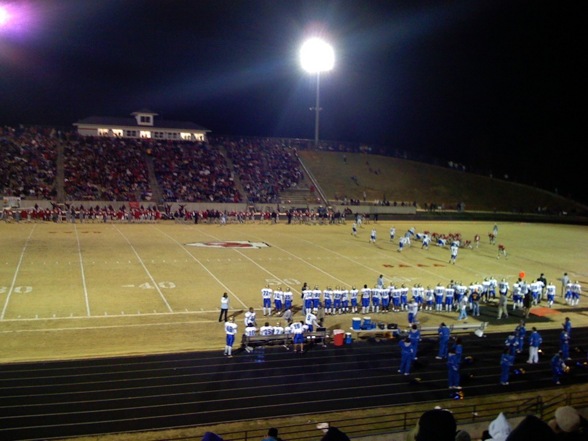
219 293 229 322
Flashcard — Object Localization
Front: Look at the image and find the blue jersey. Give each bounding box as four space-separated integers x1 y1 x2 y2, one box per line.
529 331 542 348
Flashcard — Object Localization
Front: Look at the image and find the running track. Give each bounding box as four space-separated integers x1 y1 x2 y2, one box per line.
1 325 587 440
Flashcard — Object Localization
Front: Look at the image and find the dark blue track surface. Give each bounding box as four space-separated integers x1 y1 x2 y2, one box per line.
1 327 587 440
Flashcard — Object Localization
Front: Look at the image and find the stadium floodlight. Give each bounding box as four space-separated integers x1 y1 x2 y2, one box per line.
300 38 334 148
0 6 10 27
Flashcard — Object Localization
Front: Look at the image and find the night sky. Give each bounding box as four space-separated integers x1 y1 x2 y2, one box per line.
0 1 584 203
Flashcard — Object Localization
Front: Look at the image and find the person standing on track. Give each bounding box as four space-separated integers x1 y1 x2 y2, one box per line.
563 317 572 338
398 337 414 375
560 328 571 360
436 322 451 360
447 348 461 390
515 320 526 354
551 351 567 385
223 316 238 358
409 323 421 360
527 327 543 364
500 347 514 385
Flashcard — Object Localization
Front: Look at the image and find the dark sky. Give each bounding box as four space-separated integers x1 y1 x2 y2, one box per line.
0 1 584 203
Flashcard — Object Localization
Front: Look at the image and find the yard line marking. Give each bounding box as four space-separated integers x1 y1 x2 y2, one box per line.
113 225 174 313
0 316 221 334
153 227 249 308
74 224 91 316
1 225 36 320
0 309 223 323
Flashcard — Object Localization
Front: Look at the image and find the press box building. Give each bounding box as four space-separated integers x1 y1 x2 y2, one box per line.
73 110 210 142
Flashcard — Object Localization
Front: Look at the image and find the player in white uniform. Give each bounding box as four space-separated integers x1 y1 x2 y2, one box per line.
454 282 467 307
371 286 382 313
333 287 343 314
391 286 401 312
273 287 284 315
244 307 257 327
361 284 371 314
349 286 359 313
421 234 431 250
283 288 293 311
381 285 391 312
545 283 556 307
224 317 238 358
273 322 285 335
449 244 458 264
434 284 445 311
444 285 455 311
511 281 522 310
243 323 258 353
304 311 319 332
341 287 350 313
302 287 313 314
407 299 419 325
323 287 333 315
424 286 434 311
570 281 582 306
261 286 272 316
291 321 308 353
400 285 409 310
488 277 498 299
389 226 396 242
370 228 377 244
312 286 321 313
259 322 274 336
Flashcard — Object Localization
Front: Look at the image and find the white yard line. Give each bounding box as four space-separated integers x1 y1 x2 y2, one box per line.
153 226 250 309
74 224 92 316
0 316 219 334
0 225 36 320
113 225 173 313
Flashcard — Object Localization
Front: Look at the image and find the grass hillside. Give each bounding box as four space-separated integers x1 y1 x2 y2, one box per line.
299 150 586 214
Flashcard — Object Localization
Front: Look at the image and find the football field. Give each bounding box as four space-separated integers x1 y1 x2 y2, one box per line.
1 219 586 363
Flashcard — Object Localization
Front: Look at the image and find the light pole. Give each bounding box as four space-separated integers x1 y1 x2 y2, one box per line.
300 38 334 148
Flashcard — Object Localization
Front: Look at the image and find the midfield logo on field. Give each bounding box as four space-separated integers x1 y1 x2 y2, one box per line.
185 241 270 249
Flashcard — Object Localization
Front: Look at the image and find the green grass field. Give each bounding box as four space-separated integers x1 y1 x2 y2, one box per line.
1 219 587 363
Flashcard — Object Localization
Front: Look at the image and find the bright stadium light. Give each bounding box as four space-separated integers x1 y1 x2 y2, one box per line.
300 38 334 148
0 6 10 27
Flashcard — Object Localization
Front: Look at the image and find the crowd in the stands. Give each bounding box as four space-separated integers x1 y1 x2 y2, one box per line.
150 139 240 203
63 135 152 201
0 126 58 200
219 137 303 204
1 127 305 205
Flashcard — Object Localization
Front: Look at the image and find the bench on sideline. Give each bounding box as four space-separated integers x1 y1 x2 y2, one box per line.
350 321 489 340
241 329 330 351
